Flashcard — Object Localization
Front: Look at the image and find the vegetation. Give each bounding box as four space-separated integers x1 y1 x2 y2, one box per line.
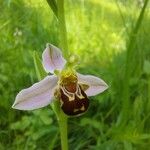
0 0 150 149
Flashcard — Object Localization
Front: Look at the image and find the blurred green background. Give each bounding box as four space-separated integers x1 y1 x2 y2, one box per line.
0 0 150 149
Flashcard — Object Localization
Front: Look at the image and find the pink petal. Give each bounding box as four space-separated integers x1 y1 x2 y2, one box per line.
12 75 58 110
42 44 66 73
77 73 108 96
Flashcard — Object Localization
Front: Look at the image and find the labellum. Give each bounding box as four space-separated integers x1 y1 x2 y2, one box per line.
59 73 89 116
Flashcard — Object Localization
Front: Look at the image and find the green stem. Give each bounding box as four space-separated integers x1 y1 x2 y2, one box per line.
58 116 68 150
52 100 68 150
46 0 69 149
57 0 69 149
57 0 69 59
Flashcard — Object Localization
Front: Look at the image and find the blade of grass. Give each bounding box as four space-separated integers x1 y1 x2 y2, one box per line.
46 0 58 18
115 0 129 36
33 51 47 80
118 0 149 126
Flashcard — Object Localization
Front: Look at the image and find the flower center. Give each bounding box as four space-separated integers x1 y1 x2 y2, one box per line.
58 71 89 116
59 70 78 92
64 82 77 93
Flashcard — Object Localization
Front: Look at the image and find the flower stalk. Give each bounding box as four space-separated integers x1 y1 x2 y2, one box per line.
57 0 68 59
52 100 68 150
58 113 68 150
56 0 69 149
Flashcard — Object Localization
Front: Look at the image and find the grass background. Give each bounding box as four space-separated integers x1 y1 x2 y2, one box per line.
0 0 150 149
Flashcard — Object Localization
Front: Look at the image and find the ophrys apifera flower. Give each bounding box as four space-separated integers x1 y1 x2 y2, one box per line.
12 44 108 116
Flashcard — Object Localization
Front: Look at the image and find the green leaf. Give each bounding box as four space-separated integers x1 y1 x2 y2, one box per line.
139 134 150 140
46 0 58 18
144 60 150 75
10 116 31 131
80 118 103 130
123 141 133 150
33 51 47 81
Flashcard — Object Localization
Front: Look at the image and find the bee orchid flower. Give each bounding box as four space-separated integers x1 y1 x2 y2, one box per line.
12 44 108 116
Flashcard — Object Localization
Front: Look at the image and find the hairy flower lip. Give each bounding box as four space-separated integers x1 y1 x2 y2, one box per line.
12 44 108 113
60 84 89 116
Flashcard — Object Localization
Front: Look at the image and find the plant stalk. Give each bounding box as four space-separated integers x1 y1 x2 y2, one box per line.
57 0 69 59
56 1 69 149
47 0 69 149
51 99 68 150
58 115 68 150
